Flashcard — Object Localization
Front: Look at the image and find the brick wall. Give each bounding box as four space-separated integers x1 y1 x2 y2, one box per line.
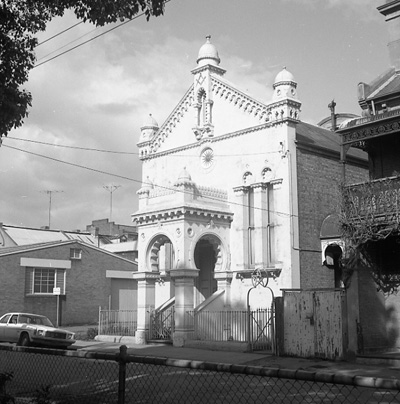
0 242 135 326
296 147 368 289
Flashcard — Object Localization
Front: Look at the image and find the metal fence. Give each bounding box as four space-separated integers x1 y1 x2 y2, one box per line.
98 309 137 336
187 310 248 341
186 309 273 349
1 345 400 403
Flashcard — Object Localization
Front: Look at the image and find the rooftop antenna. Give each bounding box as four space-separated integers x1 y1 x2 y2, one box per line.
40 190 63 229
103 184 121 234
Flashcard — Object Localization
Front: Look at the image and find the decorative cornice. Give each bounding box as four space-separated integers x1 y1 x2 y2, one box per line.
273 80 297 89
138 85 195 157
132 271 161 281
233 179 283 194
340 118 400 145
191 64 226 76
213 271 233 280
211 76 270 122
145 184 227 201
132 207 233 226
169 268 200 279
139 123 270 161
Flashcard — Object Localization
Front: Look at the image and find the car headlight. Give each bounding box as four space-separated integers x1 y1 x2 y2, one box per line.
67 333 75 340
37 329 46 336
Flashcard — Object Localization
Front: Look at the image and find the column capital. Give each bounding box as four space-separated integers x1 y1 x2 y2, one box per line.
132 271 160 281
169 268 200 279
214 271 233 281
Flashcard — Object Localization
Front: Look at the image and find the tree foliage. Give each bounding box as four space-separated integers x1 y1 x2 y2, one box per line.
0 0 165 137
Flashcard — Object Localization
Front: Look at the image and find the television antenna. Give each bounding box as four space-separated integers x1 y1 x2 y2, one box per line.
40 190 63 229
103 184 121 223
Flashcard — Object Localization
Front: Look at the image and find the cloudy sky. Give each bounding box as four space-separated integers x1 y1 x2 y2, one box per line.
0 0 389 231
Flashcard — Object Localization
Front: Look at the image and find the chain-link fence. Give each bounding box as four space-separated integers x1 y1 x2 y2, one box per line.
1 344 400 403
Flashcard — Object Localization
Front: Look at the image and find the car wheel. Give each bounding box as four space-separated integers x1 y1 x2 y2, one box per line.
18 333 30 347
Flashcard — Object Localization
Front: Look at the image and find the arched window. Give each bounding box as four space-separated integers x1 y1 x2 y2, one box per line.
243 171 253 185
197 88 207 126
261 167 272 182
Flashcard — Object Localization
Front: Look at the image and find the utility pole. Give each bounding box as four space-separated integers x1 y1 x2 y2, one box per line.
103 185 121 233
41 190 63 229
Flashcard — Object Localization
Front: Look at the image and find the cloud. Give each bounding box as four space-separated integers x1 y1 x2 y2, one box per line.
2 16 222 230
283 0 382 20
1 1 386 231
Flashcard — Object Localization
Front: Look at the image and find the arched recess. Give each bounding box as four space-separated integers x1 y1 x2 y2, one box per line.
323 243 343 288
193 233 225 303
196 88 207 127
147 234 175 273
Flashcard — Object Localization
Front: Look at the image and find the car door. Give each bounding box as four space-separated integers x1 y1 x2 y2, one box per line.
3 314 20 342
0 314 11 341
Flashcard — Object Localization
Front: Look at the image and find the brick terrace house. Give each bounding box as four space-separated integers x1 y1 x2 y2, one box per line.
131 37 368 347
0 225 137 326
338 0 400 353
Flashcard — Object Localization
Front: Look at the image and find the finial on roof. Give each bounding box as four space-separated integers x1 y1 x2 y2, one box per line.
197 35 220 67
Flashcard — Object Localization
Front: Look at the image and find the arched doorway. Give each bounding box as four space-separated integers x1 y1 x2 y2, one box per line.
148 234 174 273
194 237 219 305
324 243 343 288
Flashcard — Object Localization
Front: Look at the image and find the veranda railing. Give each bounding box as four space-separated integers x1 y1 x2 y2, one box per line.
98 309 137 336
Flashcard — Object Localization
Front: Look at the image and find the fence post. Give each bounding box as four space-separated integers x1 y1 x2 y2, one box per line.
118 345 127 404
98 306 101 335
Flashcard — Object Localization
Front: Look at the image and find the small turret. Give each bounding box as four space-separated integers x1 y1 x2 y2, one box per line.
139 114 159 143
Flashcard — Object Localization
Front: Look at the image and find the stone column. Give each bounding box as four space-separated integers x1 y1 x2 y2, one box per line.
252 183 268 267
233 186 249 270
132 272 157 345
214 271 233 308
170 268 199 347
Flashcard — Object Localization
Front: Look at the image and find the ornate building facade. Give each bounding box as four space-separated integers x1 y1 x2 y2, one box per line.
132 37 367 346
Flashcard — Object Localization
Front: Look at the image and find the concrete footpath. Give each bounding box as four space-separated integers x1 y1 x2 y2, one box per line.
69 337 400 382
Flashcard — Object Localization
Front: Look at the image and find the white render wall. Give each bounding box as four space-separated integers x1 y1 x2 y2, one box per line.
137 126 299 308
135 56 302 310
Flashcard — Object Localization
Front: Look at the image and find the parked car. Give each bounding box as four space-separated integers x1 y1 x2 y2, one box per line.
0 312 75 348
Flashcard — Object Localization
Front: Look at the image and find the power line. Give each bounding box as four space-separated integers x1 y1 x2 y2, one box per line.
5 136 281 157
35 25 100 63
33 0 171 69
6 136 136 154
2 143 294 218
36 21 83 47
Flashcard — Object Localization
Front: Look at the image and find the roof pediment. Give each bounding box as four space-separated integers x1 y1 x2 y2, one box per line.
137 73 272 159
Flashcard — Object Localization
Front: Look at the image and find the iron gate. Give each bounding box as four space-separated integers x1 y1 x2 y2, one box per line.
249 307 275 351
149 306 175 341
247 268 276 352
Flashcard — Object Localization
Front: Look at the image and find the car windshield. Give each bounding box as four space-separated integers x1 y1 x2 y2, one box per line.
18 315 54 327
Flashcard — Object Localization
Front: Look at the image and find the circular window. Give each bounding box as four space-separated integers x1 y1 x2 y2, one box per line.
200 147 215 169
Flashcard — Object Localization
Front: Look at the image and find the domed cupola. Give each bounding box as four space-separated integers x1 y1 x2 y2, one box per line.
175 167 194 187
197 35 220 67
268 67 301 123
272 67 298 101
191 36 226 141
139 113 159 143
137 176 154 201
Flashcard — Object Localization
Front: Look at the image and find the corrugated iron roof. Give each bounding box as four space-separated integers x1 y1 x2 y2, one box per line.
2 226 96 246
296 121 367 161
370 73 400 100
